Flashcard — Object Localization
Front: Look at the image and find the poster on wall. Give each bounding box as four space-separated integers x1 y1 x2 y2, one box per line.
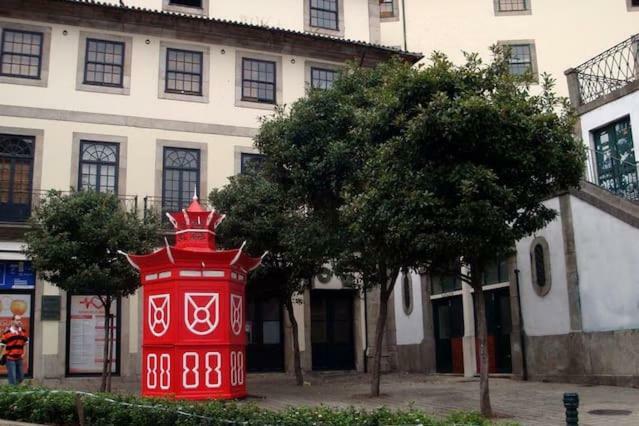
0 294 31 375
68 295 118 374
0 261 35 290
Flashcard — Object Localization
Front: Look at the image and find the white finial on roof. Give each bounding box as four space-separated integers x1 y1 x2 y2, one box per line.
193 185 199 201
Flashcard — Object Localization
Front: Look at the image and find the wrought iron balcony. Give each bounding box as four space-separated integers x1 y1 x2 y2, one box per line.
143 196 209 229
0 190 138 224
567 34 639 107
585 148 639 201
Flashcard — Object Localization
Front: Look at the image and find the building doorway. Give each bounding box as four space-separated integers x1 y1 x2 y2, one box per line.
311 290 354 370
475 287 512 374
246 295 284 372
593 117 637 198
432 295 464 374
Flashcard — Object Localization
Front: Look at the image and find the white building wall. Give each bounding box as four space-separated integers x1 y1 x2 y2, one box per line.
393 270 423 345
515 197 571 336
571 196 639 332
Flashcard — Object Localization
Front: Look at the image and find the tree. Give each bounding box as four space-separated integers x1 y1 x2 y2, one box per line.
24 190 160 392
209 171 327 386
255 50 584 410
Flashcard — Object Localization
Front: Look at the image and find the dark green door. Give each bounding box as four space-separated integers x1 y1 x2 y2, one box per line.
593 117 637 198
311 290 355 370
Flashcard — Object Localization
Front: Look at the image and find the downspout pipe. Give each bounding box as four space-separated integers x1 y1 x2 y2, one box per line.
401 0 408 51
363 285 369 373
514 268 528 381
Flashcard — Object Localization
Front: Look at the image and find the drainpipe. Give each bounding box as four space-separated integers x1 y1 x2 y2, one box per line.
363 286 369 373
401 0 408 51
514 268 528 381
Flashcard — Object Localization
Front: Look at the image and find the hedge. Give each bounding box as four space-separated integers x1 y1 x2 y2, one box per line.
0 385 517 425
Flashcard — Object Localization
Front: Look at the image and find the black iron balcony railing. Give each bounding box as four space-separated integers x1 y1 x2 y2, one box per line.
568 34 639 106
585 148 639 201
143 196 209 229
0 190 138 224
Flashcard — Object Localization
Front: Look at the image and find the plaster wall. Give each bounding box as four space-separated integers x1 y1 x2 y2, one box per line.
579 90 639 162
571 196 639 332
392 270 423 345
515 197 571 336
0 17 354 131
381 0 639 97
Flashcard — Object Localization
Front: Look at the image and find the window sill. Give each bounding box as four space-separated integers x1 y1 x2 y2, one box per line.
380 15 400 22
76 82 130 96
158 91 209 104
162 3 207 16
305 25 345 38
234 99 278 110
494 9 532 16
0 74 47 88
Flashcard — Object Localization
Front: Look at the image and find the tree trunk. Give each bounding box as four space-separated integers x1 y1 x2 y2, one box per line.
370 268 398 397
99 297 111 393
285 297 304 386
471 261 493 418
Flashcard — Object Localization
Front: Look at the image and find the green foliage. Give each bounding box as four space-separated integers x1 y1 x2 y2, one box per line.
0 385 515 425
210 172 327 299
255 50 585 281
24 190 160 298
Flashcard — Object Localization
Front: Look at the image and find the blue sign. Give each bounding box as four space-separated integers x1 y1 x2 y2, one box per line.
0 261 35 289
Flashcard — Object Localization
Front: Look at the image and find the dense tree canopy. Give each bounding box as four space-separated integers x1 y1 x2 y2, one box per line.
254 48 584 408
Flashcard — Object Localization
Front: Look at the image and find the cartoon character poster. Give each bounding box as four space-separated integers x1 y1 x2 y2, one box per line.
68 295 117 374
0 294 31 375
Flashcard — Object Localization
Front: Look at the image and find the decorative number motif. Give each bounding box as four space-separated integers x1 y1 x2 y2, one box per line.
147 353 171 390
230 294 242 336
148 294 170 337
182 352 199 389
182 352 221 390
184 293 219 335
231 351 244 386
205 352 222 388
147 354 157 389
160 354 171 390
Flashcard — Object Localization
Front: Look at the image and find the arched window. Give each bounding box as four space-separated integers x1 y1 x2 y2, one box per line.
530 237 551 296
401 271 413 315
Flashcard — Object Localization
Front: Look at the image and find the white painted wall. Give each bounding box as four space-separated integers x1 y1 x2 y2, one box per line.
515 197 571 336
571 196 639 332
579 90 639 168
393 270 423 345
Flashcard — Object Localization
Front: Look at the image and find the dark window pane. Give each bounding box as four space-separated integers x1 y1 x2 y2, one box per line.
162 147 200 211
498 0 527 11
79 141 118 193
311 67 338 89
0 134 35 221
380 0 394 17
169 0 202 7
310 0 339 30
507 44 532 76
0 29 43 79
534 244 546 287
241 58 276 103
84 39 125 87
165 48 203 96
240 153 266 174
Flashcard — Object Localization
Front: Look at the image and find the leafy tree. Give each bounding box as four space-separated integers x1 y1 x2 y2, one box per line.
24 190 160 392
210 171 327 386
255 49 584 412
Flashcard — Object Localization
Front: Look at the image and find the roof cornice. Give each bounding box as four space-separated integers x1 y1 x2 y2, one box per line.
0 0 423 65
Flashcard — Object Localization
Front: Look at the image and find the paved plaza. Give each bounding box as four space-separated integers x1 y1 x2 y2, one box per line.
245 372 639 425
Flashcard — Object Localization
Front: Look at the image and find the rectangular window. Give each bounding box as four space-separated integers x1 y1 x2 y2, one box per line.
83 38 124 87
498 0 528 11
0 134 35 222
165 48 203 96
169 0 202 7
310 0 339 30
162 147 200 212
506 44 533 76
241 58 276 104
67 295 120 376
592 117 637 198
311 67 338 89
483 258 509 286
79 141 119 194
379 0 395 18
0 29 43 79
240 153 266 174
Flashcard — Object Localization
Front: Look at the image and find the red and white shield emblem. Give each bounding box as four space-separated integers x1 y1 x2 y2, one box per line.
230 294 242 335
184 292 219 335
148 294 170 337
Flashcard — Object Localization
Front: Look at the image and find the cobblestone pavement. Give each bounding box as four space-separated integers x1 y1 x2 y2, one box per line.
244 372 639 426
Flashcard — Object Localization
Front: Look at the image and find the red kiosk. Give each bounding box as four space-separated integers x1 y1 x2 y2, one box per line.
122 196 262 400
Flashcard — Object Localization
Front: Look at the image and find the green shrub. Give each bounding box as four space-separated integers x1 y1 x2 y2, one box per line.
0 385 515 425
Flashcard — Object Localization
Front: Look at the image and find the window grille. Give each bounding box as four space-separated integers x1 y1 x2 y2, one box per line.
311 67 338 89
84 39 125 87
79 141 119 193
165 48 203 96
498 0 527 12
310 0 339 30
0 29 43 79
241 58 276 103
